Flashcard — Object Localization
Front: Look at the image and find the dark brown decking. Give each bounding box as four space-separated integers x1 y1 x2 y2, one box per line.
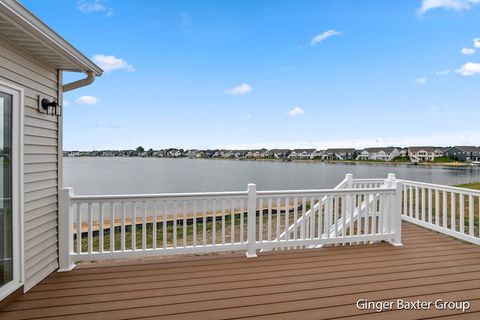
2 222 480 320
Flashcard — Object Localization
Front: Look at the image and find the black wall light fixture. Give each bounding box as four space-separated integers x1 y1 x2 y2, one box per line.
38 96 61 116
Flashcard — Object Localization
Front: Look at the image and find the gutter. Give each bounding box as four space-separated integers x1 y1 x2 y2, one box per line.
63 71 96 92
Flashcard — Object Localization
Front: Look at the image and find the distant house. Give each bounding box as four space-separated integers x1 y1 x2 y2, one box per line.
408 147 444 162
266 149 291 159
445 146 480 162
325 148 356 160
356 147 401 161
290 149 316 159
232 150 248 158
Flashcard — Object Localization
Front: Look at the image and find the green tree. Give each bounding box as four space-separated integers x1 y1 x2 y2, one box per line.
136 146 145 153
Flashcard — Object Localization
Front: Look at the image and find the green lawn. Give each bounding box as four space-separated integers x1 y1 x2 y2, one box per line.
455 182 480 190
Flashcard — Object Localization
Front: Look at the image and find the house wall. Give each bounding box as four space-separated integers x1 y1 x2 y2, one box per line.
0 35 59 291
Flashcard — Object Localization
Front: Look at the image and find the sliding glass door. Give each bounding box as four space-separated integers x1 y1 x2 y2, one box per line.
0 91 13 288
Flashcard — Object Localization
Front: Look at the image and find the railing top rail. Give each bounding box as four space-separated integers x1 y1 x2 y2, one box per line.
257 187 396 197
399 179 480 196
69 190 248 202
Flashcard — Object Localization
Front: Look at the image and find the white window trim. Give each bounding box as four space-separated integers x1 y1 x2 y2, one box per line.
0 80 24 300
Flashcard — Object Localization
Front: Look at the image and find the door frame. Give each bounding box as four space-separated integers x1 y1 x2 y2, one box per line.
0 80 24 300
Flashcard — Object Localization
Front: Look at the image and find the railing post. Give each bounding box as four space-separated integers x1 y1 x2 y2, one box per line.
58 187 76 271
246 183 257 258
386 173 403 246
346 173 353 189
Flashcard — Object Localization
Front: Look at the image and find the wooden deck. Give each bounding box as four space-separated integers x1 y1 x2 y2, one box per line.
2 222 480 320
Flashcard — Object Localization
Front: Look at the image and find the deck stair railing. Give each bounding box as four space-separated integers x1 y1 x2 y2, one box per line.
58 174 403 271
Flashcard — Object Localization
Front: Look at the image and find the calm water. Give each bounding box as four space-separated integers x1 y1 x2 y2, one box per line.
63 157 480 195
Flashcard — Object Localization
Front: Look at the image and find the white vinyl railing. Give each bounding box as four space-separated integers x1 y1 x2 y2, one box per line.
400 179 480 245
58 174 403 271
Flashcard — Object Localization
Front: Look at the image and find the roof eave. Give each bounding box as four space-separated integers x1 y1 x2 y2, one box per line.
0 0 103 76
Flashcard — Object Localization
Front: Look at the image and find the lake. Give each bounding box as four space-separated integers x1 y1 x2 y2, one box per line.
63 157 480 195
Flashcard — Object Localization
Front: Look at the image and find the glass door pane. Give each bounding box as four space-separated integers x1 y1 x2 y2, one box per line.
0 92 13 287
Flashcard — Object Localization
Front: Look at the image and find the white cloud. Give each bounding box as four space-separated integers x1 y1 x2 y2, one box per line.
92 54 135 73
310 29 341 46
415 77 427 84
417 0 480 14
287 107 305 116
62 100 71 107
75 96 100 105
474 38 480 48
77 0 113 16
435 69 450 76
456 62 480 75
461 47 476 55
225 83 253 95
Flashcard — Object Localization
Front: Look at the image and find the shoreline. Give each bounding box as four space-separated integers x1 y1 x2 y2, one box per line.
65 156 474 169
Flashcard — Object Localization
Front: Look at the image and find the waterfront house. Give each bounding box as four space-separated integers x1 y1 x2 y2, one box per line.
445 146 480 162
0 0 102 300
356 147 401 161
408 146 444 162
265 148 290 159
289 149 316 159
324 148 356 160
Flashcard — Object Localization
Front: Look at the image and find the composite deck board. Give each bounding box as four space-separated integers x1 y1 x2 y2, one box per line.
1 222 480 319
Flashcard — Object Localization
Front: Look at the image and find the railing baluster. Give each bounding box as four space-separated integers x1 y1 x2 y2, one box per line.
300 197 306 240
364 194 369 238
415 186 419 219
193 200 197 247
87 203 92 254
163 201 167 249
333 196 338 238
183 201 187 247
469 195 474 237
240 199 244 244
76 203 81 254
451 193 456 231
172 201 177 248
142 202 147 250
267 198 272 242
277 198 281 241
212 199 216 245
293 197 298 240
230 199 234 244
435 190 439 226
132 202 137 250
121 202 126 251
340 195 345 238
428 188 432 224
203 199 207 246
259 198 264 242
409 186 413 218
325 195 331 239
460 194 465 234
285 197 289 241
110 203 114 252
442 191 447 228
153 202 157 250
317 196 323 239
309 197 315 239
99 202 104 253
221 199 226 245
421 188 426 221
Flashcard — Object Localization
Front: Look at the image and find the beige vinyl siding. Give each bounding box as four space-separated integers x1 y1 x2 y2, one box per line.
0 34 59 291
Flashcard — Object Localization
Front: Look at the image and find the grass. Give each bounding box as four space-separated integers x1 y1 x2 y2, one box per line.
433 156 458 163
455 182 480 190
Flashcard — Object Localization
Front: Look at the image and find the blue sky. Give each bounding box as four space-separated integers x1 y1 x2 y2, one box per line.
22 0 480 150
